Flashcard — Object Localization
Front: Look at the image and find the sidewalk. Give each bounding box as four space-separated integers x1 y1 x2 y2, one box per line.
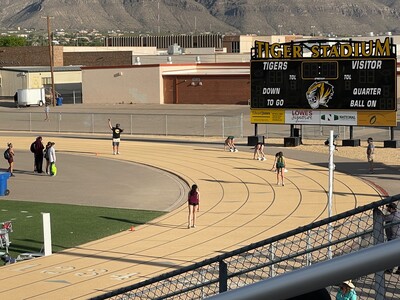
0 135 390 299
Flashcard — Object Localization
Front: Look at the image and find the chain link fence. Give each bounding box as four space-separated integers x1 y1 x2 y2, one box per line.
92 195 400 300
0 111 396 142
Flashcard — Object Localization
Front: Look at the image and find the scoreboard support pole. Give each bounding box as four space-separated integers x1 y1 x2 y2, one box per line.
342 126 360 147
384 126 400 148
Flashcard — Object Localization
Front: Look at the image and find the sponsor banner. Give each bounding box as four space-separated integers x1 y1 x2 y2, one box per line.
285 110 320 124
320 111 357 125
357 111 397 126
250 109 285 124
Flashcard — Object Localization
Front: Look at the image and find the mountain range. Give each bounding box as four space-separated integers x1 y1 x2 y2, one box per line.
0 0 400 36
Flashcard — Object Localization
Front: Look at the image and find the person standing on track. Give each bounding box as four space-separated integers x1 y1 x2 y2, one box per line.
188 184 200 228
366 137 375 174
108 119 124 155
275 151 286 186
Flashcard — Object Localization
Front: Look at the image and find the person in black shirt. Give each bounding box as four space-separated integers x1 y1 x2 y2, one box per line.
31 136 44 173
108 119 124 155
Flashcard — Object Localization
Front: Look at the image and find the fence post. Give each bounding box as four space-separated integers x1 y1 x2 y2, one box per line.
306 230 312 266
204 115 207 137
240 113 243 138
269 242 276 277
58 112 61 133
219 260 228 293
91 114 94 134
222 117 225 138
165 115 168 136
373 208 386 300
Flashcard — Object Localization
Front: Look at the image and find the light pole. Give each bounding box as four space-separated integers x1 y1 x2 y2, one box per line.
42 16 56 107
278 24 283 35
311 25 316 37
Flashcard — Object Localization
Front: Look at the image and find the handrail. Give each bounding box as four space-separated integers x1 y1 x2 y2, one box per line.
209 238 400 300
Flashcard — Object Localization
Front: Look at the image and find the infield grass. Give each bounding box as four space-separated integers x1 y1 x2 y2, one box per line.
0 200 164 261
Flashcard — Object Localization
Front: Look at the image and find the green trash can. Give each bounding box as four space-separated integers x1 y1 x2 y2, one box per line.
0 172 10 196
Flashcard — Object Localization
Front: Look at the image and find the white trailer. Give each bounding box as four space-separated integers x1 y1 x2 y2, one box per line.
17 88 46 107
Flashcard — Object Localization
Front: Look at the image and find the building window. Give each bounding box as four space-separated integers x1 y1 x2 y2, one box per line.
42 77 52 85
232 41 240 53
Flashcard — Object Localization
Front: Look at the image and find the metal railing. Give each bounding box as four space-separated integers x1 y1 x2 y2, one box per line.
91 194 400 300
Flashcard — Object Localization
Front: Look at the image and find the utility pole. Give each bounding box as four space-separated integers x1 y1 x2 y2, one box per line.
42 16 56 107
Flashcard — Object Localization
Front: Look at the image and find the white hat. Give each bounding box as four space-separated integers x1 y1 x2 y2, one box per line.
342 280 355 289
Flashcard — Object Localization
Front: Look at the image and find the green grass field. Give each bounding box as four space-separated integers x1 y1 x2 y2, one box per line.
0 200 164 262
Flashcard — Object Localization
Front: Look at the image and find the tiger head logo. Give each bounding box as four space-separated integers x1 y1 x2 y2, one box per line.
306 81 334 109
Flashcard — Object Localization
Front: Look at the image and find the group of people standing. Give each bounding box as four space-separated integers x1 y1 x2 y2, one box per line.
30 136 56 176
3 137 56 177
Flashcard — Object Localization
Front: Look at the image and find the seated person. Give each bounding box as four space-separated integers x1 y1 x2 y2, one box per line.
224 136 238 152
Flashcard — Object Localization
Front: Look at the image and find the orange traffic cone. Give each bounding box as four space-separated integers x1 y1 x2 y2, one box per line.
129 226 135 231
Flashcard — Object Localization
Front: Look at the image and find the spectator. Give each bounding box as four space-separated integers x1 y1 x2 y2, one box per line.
187 184 200 228
44 102 50 121
384 202 400 274
224 136 238 152
336 280 357 300
13 91 18 108
48 142 57 176
44 141 52 175
4 143 15 177
366 137 375 174
253 142 266 160
108 119 124 155
31 136 44 173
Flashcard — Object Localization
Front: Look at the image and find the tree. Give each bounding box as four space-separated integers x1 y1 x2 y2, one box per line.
0 36 27 47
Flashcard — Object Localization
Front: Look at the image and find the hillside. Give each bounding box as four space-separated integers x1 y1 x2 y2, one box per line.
0 0 399 36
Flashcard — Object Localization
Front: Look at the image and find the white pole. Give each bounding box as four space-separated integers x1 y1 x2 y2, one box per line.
42 213 52 256
328 130 335 259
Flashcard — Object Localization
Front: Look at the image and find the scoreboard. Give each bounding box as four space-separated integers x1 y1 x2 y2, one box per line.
251 58 397 111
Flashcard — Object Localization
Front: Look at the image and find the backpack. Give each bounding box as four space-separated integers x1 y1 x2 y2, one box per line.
30 142 36 153
3 149 10 160
44 148 50 160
